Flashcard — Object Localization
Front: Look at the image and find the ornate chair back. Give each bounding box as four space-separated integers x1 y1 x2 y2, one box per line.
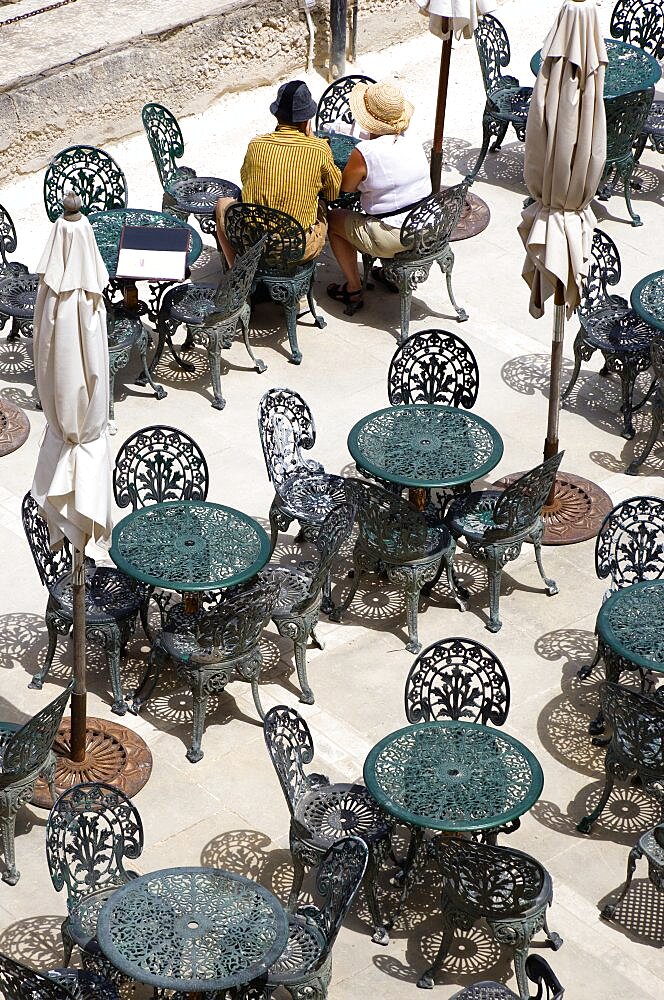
350 480 430 564
46 781 144 904
595 496 664 591
258 388 319 490
405 637 510 726
212 235 268 317
474 13 514 96
142 102 186 190
438 838 546 917
113 425 209 511
491 452 563 537
0 203 20 275
195 576 281 660
263 704 321 814
0 684 71 786
22 492 72 592
578 228 623 326
299 837 368 965
604 88 655 162
610 0 664 58
398 183 468 262
43 145 128 222
601 682 664 778
0 952 84 1000
315 73 376 130
388 329 479 407
225 203 306 271
301 499 356 605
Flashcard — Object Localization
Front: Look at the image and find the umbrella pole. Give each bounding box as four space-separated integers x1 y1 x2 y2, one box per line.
430 20 452 193
543 282 565 506
70 545 87 763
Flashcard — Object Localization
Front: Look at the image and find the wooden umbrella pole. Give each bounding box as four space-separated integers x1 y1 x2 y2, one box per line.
70 545 87 763
544 280 566 505
430 18 452 193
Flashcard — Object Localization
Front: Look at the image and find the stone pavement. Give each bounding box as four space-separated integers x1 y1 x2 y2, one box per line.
0 1 663 997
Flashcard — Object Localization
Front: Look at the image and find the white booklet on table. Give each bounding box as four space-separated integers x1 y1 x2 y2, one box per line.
116 225 189 282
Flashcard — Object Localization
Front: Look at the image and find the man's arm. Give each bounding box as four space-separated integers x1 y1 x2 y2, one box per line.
340 148 367 193
321 149 342 202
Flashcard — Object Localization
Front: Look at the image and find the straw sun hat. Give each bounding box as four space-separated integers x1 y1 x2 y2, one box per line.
349 80 414 136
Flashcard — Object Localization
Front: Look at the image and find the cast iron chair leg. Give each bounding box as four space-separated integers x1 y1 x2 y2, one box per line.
61 919 75 967
601 842 643 920
187 671 208 763
207 340 227 411
0 797 20 885
532 531 558 596
240 313 267 373
486 555 504 633
293 634 315 706
104 626 129 716
465 112 499 182
438 249 468 323
41 753 58 805
621 163 642 227
577 638 602 680
136 324 166 400
329 556 363 622
561 329 588 402
282 293 302 365
543 910 563 950
401 572 422 654
417 916 457 989
619 364 637 439
305 280 327 332
288 852 306 910
577 768 615 833
251 678 266 720
31 604 60 688
365 846 388 945
513 945 530 1000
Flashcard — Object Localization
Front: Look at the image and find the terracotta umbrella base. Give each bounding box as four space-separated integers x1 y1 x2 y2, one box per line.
0 399 30 456
494 470 613 545
450 191 491 241
32 716 153 808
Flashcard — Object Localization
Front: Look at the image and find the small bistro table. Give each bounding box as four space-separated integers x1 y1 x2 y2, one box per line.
96 866 289 997
347 404 504 510
631 270 664 333
530 38 661 100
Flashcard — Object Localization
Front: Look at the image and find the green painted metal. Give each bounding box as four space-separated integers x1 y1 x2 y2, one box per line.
110 500 271 591
88 208 202 279
597 579 664 673
531 37 661 99
363 720 544 833
631 269 664 331
347 404 503 490
97 866 288 992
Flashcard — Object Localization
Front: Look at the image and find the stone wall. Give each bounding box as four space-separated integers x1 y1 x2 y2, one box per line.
0 0 426 184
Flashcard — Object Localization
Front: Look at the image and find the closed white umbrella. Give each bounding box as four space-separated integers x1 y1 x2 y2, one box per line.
516 0 610 542
31 193 112 761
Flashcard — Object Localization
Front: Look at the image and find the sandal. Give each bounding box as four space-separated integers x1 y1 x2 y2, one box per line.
371 266 399 294
327 282 364 316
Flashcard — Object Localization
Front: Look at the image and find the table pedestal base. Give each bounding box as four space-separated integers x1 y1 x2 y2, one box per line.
494 471 613 545
31 716 153 808
0 399 30 456
450 192 491 241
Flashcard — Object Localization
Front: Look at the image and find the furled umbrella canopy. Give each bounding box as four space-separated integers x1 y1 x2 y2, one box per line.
417 0 495 39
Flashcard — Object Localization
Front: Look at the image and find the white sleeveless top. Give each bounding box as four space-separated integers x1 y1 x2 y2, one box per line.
356 133 431 226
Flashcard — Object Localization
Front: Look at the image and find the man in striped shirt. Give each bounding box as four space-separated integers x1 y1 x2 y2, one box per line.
216 81 341 265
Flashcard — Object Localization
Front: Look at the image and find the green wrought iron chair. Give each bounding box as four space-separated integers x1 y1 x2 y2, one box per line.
139 575 282 762
388 328 479 408
418 838 562 999
0 683 71 885
578 495 664 681
598 88 654 226
360 183 469 344
449 956 564 1000
467 13 532 182
263 705 393 943
21 492 142 715
157 237 268 410
46 782 143 982
258 387 348 552
330 480 468 654
610 0 664 165
141 102 240 238
225 203 326 365
445 452 563 633
577 682 664 833
315 73 376 131
628 338 664 474
0 202 38 342
601 820 664 924
263 500 356 706
43 145 128 222
258 837 368 1000
0 951 119 1000
562 228 658 439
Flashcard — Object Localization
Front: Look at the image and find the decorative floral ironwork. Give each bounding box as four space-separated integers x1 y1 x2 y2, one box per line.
96 867 288 991
142 103 188 189
595 496 664 592
600 87 654 227
89 209 202 279
611 0 664 58
365 721 543 832
114 425 209 511
633 270 664 328
405 637 510 726
388 329 479 408
602 37 662 96
0 270 38 341
314 74 376 131
627 338 664 474
0 399 30 456
167 176 240 215
601 581 664 666
43 146 128 223
0 952 118 1000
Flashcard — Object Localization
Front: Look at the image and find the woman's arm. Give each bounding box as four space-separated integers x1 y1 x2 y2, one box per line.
341 148 367 193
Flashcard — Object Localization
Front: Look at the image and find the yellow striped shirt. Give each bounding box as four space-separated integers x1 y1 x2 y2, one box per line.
240 125 341 230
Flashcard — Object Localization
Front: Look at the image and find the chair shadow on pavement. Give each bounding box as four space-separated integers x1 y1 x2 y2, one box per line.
597 877 664 947
200 828 294 905
0 915 66 968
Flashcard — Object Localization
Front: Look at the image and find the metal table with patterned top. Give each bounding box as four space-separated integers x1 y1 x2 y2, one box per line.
347 404 503 508
597 579 664 679
631 270 664 333
96 866 288 995
531 38 661 100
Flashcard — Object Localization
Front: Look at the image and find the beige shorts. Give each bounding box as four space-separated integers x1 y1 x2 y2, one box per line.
216 198 327 263
342 211 406 258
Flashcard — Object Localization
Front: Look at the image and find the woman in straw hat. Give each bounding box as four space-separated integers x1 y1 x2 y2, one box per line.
327 79 431 315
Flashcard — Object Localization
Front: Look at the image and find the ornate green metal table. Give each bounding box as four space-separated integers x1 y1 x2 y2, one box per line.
110 500 271 596
96 866 288 994
631 270 664 332
597 579 664 677
531 38 661 99
347 404 503 507
364 721 544 834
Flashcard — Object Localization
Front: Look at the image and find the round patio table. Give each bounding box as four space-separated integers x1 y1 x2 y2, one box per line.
364 720 544 834
110 500 271 595
347 404 503 507
631 270 664 332
530 38 661 99
96 866 288 995
597 579 664 677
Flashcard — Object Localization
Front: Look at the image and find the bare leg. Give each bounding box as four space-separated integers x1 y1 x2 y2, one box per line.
215 197 237 268
328 211 362 292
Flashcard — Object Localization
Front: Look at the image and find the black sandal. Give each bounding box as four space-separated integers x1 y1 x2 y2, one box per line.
327 282 364 316
371 266 399 294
